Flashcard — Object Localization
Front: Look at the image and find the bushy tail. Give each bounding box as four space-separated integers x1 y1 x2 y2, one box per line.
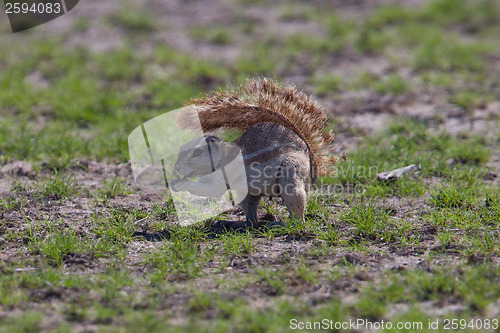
177 78 336 177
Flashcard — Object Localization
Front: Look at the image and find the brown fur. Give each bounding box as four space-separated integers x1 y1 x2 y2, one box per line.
172 78 335 226
177 77 336 179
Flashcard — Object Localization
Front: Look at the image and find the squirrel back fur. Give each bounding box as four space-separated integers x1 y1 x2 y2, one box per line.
177 77 336 179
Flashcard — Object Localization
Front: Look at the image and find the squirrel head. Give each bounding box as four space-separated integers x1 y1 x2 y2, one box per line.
174 135 240 178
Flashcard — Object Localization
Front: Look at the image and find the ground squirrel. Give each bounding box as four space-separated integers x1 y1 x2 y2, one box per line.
170 78 336 227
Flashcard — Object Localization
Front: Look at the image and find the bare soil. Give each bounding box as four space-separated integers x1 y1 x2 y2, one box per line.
1 0 499 329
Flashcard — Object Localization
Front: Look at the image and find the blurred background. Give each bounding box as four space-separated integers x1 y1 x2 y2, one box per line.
0 0 499 167
1 3 500 330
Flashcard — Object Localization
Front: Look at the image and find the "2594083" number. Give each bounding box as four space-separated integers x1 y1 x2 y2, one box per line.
5 2 62 14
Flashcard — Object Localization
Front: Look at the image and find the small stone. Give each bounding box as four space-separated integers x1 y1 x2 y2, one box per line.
446 158 455 167
377 164 420 183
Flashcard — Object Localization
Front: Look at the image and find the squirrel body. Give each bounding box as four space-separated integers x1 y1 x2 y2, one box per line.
171 78 335 226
